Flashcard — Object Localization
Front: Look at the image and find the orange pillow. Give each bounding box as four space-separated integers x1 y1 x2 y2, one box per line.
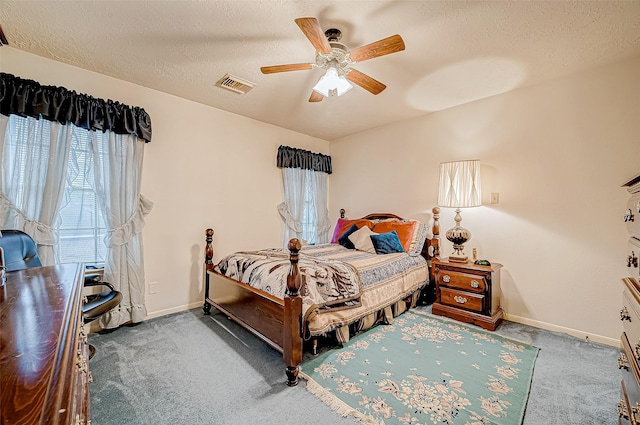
331 218 374 244
371 221 418 253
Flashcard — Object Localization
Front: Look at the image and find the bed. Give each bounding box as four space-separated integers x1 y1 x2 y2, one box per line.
203 208 441 386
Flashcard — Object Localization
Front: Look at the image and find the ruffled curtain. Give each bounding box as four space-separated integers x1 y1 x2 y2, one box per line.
277 145 331 246
91 131 153 328
313 170 332 243
0 72 152 143
0 72 153 328
278 168 307 245
0 115 72 264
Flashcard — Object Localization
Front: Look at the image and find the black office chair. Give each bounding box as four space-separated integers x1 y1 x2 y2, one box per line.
0 229 122 358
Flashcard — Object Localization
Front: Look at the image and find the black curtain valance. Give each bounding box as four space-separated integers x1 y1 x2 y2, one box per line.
0 73 152 143
277 145 332 174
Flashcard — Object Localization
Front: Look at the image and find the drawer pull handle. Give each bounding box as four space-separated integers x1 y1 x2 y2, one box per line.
628 251 638 268
625 208 635 222
618 352 630 370
632 403 640 423
442 275 450 283
76 355 88 374
454 295 467 304
619 401 629 419
470 280 479 288
621 306 632 321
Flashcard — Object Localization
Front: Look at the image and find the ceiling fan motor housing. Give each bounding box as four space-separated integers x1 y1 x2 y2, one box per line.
316 39 351 69
324 28 342 42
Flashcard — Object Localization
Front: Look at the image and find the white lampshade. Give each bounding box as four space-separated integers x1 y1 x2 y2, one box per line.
438 160 482 208
312 66 353 97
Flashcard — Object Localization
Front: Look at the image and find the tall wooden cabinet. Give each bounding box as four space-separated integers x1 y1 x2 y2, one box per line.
0 263 91 424
619 173 640 424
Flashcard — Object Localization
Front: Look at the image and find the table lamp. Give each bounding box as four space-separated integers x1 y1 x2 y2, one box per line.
437 159 482 262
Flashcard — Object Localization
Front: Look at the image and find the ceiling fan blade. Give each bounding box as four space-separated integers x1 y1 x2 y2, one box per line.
260 63 313 74
0 24 8 46
348 34 405 63
309 91 324 102
346 69 387 95
294 17 332 55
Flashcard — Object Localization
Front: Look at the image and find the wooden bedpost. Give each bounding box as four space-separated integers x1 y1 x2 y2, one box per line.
431 207 440 259
203 228 214 315
283 238 303 386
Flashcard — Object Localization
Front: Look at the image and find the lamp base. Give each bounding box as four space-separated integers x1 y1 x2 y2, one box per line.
448 253 468 263
445 208 471 263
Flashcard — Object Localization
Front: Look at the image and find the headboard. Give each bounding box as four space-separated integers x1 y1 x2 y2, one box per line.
338 207 441 263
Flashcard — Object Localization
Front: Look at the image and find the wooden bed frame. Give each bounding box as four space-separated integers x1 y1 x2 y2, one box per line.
203 207 441 386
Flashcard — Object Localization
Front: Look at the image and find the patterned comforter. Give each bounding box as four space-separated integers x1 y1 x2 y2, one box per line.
215 244 429 333
216 246 363 316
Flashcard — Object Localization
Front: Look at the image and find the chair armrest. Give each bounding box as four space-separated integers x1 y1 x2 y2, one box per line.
84 266 116 292
84 279 116 291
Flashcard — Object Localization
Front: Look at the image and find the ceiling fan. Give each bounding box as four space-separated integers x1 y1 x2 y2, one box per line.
260 17 405 102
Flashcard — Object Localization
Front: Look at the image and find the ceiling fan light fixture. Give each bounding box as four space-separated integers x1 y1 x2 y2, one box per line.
312 66 353 97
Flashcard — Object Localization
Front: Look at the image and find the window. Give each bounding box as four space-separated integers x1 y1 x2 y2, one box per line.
57 130 107 264
280 166 329 246
300 169 319 245
8 116 107 264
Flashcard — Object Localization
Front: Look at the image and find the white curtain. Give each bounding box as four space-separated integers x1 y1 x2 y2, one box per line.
91 131 153 328
313 170 331 244
0 115 72 264
278 167 330 246
278 167 306 245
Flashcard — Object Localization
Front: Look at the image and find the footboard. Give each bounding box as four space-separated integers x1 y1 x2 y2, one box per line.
203 230 303 386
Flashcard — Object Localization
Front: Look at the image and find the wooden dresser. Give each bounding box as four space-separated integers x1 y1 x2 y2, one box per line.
431 258 503 331
619 173 640 424
0 263 91 425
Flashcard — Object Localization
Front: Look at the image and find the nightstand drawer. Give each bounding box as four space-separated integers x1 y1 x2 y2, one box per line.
437 270 487 294
440 287 484 312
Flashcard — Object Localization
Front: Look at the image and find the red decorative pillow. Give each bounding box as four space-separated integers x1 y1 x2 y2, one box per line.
331 218 374 244
371 221 418 253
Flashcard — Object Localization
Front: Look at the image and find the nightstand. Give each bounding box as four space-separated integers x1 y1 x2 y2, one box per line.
431 258 503 331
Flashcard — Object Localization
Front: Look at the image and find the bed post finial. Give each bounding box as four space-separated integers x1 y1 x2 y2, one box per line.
203 228 215 315
286 238 302 296
340 208 345 219
432 207 440 259
284 238 303 386
205 228 215 272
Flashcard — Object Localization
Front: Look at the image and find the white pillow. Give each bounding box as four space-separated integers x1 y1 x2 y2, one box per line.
348 226 378 254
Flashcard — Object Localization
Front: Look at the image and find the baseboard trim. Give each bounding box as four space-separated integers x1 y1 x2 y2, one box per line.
146 301 203 320
145 305 620 347
504 313 619 347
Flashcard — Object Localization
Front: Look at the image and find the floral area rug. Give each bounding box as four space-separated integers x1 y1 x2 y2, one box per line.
300 311 539 425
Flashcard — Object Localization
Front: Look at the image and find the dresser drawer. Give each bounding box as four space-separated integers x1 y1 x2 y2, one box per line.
620 332 640 424
436 269 487 294
622 280 640 365
440 287 484 312
619 379 633 425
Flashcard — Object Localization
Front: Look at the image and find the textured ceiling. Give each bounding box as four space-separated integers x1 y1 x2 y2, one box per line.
1 1 640 141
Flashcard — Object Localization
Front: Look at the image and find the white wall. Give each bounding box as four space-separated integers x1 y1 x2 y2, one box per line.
329 56 640 345
0 47 330 318
3 47 638 345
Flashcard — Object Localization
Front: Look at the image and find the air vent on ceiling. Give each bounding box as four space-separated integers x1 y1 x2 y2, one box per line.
215 73 255 94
